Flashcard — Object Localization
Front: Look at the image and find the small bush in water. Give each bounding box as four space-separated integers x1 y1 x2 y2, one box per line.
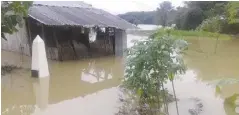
121 35 188 115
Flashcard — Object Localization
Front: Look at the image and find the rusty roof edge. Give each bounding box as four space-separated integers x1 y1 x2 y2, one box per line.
28 5 137 29
28 15 128 29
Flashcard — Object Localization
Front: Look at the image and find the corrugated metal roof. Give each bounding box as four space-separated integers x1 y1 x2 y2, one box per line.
28 2 137 29
33 1 92 8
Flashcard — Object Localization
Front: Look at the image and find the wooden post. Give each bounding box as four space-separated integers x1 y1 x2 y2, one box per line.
115 29 127 57
112 28 115 55
41 24 45 41
26 18 32 56
70 39 77 60
41 24 53 60
53 29 62 61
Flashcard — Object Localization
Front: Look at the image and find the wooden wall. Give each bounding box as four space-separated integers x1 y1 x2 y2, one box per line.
1 21 31 56
2 17 121 61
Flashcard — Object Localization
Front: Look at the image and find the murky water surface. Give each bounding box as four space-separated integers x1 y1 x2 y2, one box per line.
2 33 239 115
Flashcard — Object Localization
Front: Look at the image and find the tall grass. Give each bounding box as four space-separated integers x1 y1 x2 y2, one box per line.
153 29 232 40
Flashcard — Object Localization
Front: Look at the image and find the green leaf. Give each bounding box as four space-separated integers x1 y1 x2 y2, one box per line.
137 88 143 96
9 15 18 26
224 93 239 106
215 85 221 94
1 33 7 40
1 1 32 37
2 25 11 33
168 73 174 81
16 15 22 23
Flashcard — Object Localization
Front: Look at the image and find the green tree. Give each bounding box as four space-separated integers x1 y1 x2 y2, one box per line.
175 1 229 30
157 1 173 26
226 2 239 24
184 7 204 30
118 11 157 25
185 1 228 18
1 1 32 40
197 16 225 33
122 35 188 114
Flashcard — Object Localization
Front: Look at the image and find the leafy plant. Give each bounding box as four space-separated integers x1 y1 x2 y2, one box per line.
210 78 239 115
157 1 174 27
122 35 188 114
196 16 225 33
226 2 239 24
1 1 32 40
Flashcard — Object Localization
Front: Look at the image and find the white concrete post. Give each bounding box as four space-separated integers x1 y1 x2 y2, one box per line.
31 35 50 113
31 35 49 78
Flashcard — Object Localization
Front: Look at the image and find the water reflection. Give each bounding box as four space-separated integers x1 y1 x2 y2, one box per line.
47 57 124 104
32 77 50 114
167 38 239 115
31 57 124 115
81 59 114 83
1 51 125 115
2 34 239 115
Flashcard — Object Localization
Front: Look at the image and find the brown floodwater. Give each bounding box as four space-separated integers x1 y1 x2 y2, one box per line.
1 35 239 115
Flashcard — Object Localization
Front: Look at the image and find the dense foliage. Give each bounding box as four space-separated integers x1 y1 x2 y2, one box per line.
122 35 188 114
119 1 239 34
156 1 173 26
1 1 32 40
118 11 157 25
196 16 225 33
226 2 239 24
118 2 178 27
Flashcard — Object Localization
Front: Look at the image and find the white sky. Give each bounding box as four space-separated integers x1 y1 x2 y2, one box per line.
82 0 185 14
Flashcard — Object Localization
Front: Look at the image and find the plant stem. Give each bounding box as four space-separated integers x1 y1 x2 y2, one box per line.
156 79 160 114
162 82 169 114
172 80 179 115
214 34 219 54
159 79 169 114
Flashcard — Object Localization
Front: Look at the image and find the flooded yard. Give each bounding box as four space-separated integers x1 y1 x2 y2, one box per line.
1 34 239 115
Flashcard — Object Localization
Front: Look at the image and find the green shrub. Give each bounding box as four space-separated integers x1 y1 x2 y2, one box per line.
196 16 225 33
122 35 188 114
151 28 231 40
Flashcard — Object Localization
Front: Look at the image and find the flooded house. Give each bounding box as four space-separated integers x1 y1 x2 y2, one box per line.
1 1 136 61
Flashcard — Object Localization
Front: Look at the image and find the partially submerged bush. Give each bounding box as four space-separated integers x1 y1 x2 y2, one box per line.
196 16 225 33
121 35 188 114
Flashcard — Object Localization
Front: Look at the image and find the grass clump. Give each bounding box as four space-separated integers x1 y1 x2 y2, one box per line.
152 29 232 40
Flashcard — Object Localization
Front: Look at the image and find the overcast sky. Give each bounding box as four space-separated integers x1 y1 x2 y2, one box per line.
82 0 185 14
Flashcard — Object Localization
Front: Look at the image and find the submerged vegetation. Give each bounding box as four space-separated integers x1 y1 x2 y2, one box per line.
211 78 239 115
1 64 21 76
119 35 188 114
152 29 232 40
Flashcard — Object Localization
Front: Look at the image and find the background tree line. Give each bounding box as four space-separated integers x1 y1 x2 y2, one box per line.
118 1 239 34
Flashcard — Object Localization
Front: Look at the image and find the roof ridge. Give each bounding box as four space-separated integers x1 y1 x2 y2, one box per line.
29 2 137 29
33 1 92 8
